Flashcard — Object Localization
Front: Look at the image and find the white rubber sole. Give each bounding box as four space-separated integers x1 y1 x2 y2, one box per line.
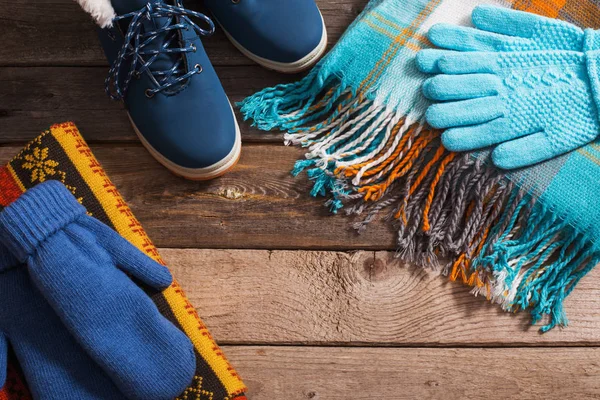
128 105 242 181
219 11 328 74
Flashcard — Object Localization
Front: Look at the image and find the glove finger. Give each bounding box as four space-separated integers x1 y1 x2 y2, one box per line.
415 49 453 74
472 5 584 48
472 5 544 38
442 118 510 151
428 24 517 52
426 97 504 129
437 52 499 74
423 74 502 101
492 131 555 169
82 217 172 290
0 332 7 388
441 117 539 152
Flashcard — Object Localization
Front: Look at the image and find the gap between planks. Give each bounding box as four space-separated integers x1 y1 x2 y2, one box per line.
0 0 367 66
220 345 600 400
0 65 285 143
2 144 599 345
0 144 399 250
161 248 600 346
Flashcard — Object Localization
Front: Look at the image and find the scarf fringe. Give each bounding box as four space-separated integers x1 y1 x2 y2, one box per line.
358 137 600 332
239 67 435 210
475 199 600 332
239 69 599 332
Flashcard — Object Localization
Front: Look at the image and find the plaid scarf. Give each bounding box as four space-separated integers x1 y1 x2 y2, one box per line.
0 123 247 400
240 0 600 331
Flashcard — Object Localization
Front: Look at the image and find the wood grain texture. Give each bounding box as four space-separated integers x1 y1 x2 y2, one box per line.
222 345 600 400
163 249 600 345
4 0 599 394
0 66 286 143
0 144 397 250
0 0 366 66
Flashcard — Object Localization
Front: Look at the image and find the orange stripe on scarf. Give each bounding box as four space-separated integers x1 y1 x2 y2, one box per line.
513 0 567 17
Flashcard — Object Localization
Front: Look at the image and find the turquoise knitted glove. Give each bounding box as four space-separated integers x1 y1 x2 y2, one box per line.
416 47 600 169
429 5 585 54
417 5 589 75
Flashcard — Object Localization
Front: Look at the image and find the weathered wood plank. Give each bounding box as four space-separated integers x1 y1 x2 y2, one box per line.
0 0 366 66
164 249 600 345
0 144 397 250
0 66 285 143
223 346 600 399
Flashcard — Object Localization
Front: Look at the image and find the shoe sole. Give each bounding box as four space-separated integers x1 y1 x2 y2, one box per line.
218 11 328 74
127 104 242 181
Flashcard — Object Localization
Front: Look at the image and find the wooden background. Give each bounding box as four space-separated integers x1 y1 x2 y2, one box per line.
2 0 600 398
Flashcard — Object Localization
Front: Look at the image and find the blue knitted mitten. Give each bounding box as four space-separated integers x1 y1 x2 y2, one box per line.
0 243 126 399
0 180 196 400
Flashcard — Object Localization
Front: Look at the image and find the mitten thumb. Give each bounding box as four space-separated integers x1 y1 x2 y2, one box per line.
79 216 172 290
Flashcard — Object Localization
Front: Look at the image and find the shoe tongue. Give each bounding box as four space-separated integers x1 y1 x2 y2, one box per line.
112 0 162 15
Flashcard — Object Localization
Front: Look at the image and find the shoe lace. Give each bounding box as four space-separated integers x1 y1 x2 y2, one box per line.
105 1 215 100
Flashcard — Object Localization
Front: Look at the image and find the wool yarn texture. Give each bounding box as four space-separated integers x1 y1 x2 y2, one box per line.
418 7 600 169
0 241 126 399
0 123 247 400
0 180 196 400
239 0 600 331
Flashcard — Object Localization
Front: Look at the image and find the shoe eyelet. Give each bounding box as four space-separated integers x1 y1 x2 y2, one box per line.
194 64 203 73
191 44 197 52
145 89 155 98
231 0 240 4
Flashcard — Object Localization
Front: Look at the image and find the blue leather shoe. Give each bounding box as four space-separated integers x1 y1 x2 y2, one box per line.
97 0 241 180
204 0 328 73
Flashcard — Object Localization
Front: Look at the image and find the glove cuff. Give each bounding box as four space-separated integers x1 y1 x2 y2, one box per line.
584 29 600 118
0 180 86 262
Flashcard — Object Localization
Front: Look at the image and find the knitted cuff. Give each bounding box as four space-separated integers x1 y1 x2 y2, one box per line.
585 29 600 118
0 180 86 263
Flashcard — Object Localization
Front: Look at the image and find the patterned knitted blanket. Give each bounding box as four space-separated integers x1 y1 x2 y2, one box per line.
0 123 247 400
240 0 600 331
